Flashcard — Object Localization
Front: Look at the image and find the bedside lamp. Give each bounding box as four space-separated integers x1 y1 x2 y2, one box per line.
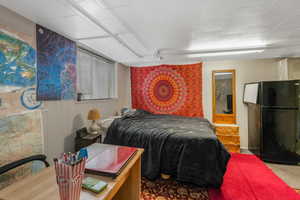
87 109 101 135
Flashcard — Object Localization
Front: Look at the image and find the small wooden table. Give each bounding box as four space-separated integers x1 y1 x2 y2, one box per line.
0 149 144 200
75 128 103 151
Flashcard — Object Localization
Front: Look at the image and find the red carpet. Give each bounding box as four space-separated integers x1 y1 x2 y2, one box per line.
209 153 300 200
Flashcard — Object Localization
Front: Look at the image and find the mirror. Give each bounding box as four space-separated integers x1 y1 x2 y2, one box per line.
212 70 236 124
215 72 233 114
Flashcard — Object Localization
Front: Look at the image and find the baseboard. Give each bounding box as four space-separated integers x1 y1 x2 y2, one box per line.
240 148 254 154
240 147 248 151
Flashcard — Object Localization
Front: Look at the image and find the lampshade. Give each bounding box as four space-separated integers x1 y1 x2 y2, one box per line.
87 109 100 120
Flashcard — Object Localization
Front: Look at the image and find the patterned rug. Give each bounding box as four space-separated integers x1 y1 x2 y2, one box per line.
141 177 209 200
140 177 300 200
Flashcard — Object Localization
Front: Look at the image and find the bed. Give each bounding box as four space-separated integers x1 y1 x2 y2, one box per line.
103 110 230 188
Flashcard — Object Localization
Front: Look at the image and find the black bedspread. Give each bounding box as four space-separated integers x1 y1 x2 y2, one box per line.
104 110 230 188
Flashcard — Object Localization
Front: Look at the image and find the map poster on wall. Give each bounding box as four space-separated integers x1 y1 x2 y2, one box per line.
0 28 41 117
0 30 36 93
0 110 43 190
0 26 43 190
36 25 77 101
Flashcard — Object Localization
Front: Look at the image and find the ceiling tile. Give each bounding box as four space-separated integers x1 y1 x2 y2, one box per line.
118 33 150 55
1 0 300 63
39 15 107 39
72 0 127 34
102 0 130 8
75 0 112 20
0 0 75 21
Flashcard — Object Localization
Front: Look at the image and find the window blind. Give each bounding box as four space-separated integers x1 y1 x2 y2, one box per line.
77 48 116 100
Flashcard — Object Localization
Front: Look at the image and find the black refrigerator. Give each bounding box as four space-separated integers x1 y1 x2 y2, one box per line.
245 80 300 165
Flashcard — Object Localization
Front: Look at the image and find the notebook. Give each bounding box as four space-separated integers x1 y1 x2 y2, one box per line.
82 177 107 193
85 143 137 178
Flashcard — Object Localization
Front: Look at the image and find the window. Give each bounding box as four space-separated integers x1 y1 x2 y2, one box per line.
77 48 117 100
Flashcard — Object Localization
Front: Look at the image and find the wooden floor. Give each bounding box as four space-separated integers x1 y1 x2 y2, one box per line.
266 163 300 190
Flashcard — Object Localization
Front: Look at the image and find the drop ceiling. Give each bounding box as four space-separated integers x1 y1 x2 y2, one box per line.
1 0 300 65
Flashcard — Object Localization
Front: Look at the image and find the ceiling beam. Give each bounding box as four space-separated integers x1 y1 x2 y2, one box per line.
66 0 142 58
98 0 149 51
75 31 129 41
75 35 111 41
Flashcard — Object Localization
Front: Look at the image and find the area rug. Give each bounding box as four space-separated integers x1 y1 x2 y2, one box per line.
140 154 300 200
209 153 300 200
141 177 208 200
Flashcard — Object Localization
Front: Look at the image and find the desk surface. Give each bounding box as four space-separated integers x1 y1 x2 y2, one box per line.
0 149 143 200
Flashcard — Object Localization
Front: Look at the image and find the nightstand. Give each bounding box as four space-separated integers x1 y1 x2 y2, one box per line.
75 127 103 151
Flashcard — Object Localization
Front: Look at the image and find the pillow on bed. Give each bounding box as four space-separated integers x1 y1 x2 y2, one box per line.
121 108 137 116
123 109 151 117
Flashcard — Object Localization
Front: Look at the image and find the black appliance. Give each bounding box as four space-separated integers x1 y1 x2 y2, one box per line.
244 80 300 165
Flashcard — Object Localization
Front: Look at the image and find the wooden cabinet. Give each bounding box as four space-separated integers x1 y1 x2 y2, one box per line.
215 125 240 153
75 127 102 151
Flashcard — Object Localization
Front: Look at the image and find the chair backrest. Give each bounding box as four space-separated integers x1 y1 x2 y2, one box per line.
0 154 49 175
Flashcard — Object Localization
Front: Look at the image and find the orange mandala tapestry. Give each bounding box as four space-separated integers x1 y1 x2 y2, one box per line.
131 63 203 117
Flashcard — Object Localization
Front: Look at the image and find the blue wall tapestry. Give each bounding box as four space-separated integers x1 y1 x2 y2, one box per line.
36 25 77 101
0 31 36 92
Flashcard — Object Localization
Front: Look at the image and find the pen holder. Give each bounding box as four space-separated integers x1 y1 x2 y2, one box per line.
54 158 86 200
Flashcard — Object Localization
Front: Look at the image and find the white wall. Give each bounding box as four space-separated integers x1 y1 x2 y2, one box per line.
203 59 279 149
42 64 131 160
0 5 131 161
0 5 35 45
277 58 300 80
288 58 300 80
278 58 289 80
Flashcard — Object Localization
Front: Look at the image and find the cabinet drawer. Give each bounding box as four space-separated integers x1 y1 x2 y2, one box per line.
215 126 239 135
224 144 240 153
217 134 240 145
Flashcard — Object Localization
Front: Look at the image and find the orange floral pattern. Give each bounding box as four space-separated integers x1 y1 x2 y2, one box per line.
131 63 203 117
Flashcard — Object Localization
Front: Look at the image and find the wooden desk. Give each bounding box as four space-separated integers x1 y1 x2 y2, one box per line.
0 149 143 200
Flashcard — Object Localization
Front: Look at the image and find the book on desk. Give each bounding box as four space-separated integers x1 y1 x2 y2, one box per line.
85 143 137 178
